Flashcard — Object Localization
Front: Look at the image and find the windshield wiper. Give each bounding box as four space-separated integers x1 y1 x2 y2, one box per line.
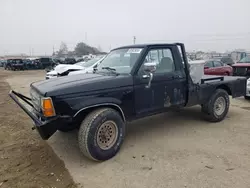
100 67 119 75
102 67 116 71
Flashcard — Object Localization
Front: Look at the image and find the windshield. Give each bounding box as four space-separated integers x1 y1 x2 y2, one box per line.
82 57 101 67
96 48 143 74
239 57 250 63
75 61 85 66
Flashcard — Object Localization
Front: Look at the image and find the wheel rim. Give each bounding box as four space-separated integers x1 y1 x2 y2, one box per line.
214 97 226 116
97 120 118 150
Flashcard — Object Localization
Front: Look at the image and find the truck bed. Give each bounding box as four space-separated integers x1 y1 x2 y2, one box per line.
187 75 247 107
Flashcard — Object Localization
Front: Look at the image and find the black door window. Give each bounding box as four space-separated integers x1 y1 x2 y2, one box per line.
140 48 175 74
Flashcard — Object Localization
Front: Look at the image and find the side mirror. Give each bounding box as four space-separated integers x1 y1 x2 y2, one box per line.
204 66 209 69
144 62 157 73
142 62 156 89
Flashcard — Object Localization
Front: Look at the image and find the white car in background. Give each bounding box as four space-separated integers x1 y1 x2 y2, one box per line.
45 56 104 79
68 56 106 76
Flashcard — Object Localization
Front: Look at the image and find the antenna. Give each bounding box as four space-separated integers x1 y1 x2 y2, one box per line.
85 32 87 44
133 36 136 44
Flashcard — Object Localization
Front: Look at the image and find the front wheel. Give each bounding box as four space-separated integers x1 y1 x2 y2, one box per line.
78 108 125 161
201 89 230 122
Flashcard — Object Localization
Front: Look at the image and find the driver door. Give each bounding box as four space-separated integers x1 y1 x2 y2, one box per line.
134 47 186 117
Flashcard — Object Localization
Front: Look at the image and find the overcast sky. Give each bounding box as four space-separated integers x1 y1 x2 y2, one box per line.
0 0 249 55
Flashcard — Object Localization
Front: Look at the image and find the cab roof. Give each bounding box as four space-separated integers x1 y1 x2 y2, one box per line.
112 43 182 51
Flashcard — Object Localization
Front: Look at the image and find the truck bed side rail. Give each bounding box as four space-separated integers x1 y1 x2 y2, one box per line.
201 76 224 84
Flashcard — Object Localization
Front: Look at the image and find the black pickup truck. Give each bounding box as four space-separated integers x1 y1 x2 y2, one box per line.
9 43 246 161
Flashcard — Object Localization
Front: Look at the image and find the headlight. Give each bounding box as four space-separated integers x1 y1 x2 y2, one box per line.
30 89 56 117
247 80 250 87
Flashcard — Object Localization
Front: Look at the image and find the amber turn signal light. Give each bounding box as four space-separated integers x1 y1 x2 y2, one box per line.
42 97 56 117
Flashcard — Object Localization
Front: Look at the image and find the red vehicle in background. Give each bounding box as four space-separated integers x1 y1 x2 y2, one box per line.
204 59 233 76
232 57 250 77
231 57 250 99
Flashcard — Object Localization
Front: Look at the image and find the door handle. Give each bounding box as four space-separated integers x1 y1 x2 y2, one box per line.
172 75 181 79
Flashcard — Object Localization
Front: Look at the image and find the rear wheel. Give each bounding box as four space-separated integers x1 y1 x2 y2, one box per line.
78 108 125 161
201 89 229 122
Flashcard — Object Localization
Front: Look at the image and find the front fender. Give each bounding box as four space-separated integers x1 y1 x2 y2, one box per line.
71 97 125 121
72 97 122 111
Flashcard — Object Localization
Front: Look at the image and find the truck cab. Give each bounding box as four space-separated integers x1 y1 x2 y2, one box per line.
9 43 247 161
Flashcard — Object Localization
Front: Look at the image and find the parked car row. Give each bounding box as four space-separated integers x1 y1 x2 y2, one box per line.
1 56 87 71
2 57 56 71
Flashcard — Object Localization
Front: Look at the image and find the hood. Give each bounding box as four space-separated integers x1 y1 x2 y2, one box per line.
232 63 250 67
31 73 133 96
53 64 85 74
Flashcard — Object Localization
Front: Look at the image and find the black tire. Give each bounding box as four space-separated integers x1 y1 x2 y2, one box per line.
201 89 230 122
78 108 125 161
245 96 250 100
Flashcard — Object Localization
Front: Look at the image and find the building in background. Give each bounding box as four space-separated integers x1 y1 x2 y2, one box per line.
230 51 247 63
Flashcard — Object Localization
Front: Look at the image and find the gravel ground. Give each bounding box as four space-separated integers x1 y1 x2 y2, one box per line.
0 69 76 188
4 69 250 188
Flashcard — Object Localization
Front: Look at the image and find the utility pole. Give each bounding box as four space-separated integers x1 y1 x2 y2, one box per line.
53 45 55 55
85 32 87 44
133 36 136 44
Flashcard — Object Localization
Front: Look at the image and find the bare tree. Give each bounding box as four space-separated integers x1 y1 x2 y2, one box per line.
57 42 68 57
74 42 100 56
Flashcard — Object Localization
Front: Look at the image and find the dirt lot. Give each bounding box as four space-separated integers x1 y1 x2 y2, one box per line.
0 69 76 188
2 69 250 188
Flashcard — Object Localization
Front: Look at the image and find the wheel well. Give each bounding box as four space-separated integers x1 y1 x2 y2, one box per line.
73 105 125 127
216 84 232 95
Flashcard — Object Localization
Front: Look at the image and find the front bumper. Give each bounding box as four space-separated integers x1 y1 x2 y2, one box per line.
9 90 71 140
